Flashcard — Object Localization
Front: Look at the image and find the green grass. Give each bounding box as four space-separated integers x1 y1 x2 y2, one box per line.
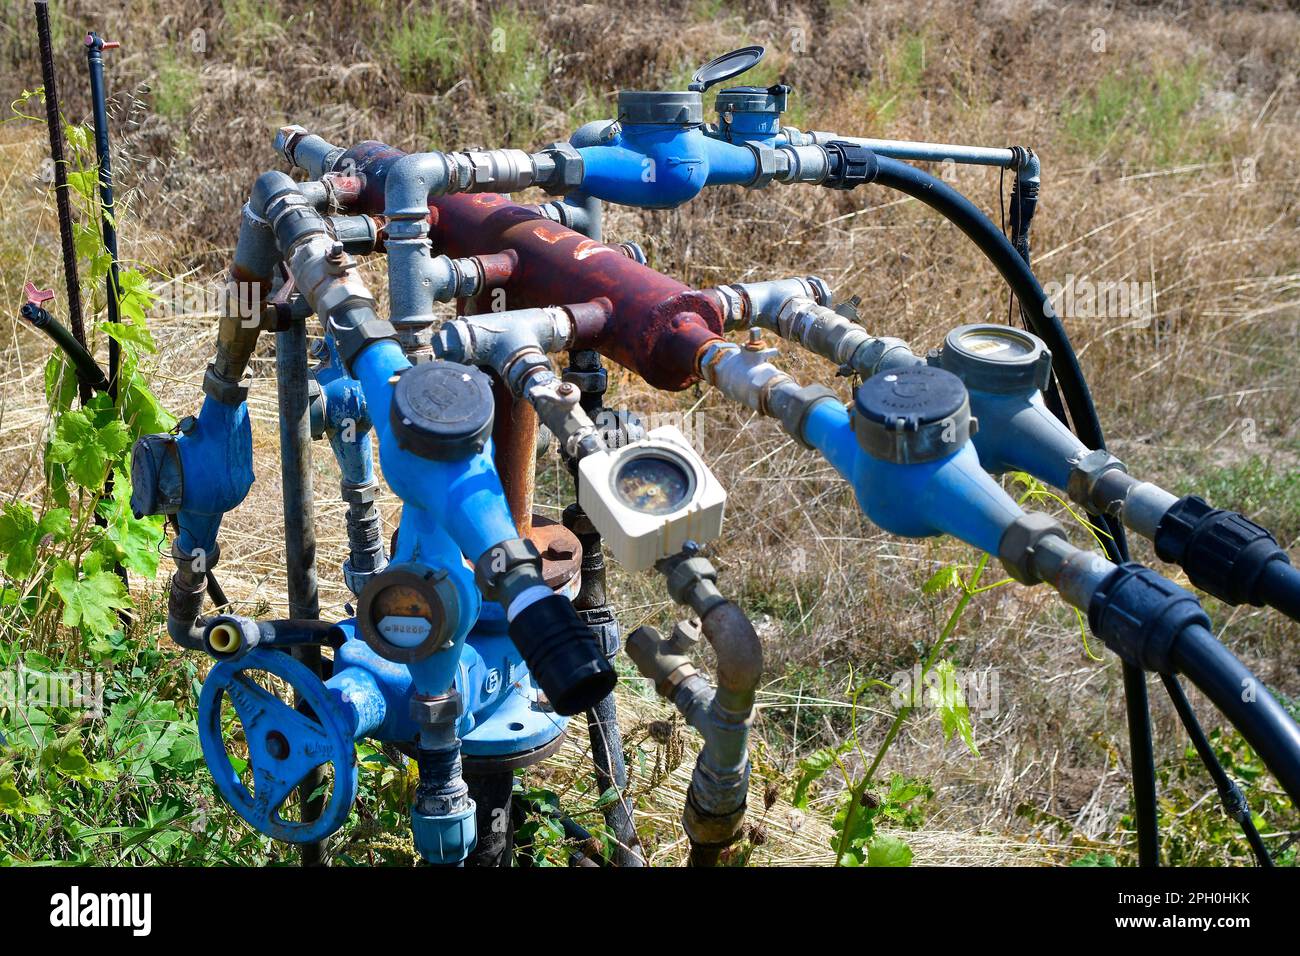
866 30 929 125
1177 454 1300 545
223 0 282 39
1062 60 1223 166
153 53 201 122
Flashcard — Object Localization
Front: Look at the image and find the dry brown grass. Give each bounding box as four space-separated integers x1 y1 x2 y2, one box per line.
1 0 1298 864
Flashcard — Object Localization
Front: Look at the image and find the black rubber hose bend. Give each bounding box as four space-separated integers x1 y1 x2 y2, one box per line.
20 304 110 393
870 159 1103 454
1172 623 1300 804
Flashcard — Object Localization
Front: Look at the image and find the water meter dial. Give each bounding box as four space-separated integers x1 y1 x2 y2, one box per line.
357 562 462 663
578 425 726 572
938 324 1053 395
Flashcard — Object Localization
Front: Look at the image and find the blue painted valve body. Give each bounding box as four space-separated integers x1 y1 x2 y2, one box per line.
195 336 568 862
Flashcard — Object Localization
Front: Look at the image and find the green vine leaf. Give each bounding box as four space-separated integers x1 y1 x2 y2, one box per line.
793 740 852 809
922 564 964 594
47 404 132 490
866 833 913 867
932 659 978 755
0 502 70 579
51 554 130 640
97 476 164 578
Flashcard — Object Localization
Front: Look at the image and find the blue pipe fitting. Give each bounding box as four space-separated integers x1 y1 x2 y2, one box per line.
411 804 476 865
576 125 759 208
801 367 1025 555
350 338 518 562
172 394 255 557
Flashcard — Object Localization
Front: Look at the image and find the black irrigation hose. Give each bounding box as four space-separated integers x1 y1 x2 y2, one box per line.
1173 624 1300 805
19 303 110 393
869 155 1159 863
1159 672 1272 866
1258 561 1300 624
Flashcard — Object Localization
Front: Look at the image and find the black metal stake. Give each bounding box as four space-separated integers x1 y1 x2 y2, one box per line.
84 32 120 401
277 317 325 866
34 2 90 407
563 349 644 867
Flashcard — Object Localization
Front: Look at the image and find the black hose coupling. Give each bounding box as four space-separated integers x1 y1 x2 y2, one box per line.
822 141 878 190
1153 495 1290 608
1088 562 1211 674
507 595 616 717
475 540 616 716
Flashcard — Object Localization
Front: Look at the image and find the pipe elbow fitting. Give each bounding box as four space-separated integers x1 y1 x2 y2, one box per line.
385 152 452 223
699 601 763 702
250 170 300 220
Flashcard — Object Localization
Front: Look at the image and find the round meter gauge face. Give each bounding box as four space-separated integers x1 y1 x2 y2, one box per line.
612 453 693 516
952 327 1037 362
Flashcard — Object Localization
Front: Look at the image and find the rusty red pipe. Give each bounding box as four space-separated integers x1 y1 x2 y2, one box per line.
335 141 725 391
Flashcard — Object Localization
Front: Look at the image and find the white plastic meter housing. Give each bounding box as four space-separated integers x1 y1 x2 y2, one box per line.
578 425 726 572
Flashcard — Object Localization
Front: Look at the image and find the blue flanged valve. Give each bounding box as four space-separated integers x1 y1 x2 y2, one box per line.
198 648 359 844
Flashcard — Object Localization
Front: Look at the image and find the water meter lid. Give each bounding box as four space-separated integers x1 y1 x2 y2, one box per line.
939 323 1053 395
616 90 703 126
689 45 765 91
852 365 973 464
715 84 789 115
390 361 494 461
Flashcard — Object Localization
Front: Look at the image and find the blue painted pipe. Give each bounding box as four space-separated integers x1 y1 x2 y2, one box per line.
577 124 758 208
173 396 254 558
801 398 1023 556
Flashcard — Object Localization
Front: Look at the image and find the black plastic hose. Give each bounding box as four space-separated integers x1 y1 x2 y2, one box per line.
20 303 110 393
871 158 1105 455
1258 561 1300 624
1172 623 1300 804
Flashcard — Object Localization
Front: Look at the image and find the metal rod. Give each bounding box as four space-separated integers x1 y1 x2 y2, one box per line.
825 134 1018 169
563 349 645 866
34 2 90 407
85 32 120 400
276 317 324 865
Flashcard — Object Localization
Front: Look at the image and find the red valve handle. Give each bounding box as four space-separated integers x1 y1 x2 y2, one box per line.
23 281 55 308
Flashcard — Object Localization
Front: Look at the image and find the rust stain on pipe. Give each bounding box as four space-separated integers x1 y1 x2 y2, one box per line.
490 372 537 538
336 141 727 390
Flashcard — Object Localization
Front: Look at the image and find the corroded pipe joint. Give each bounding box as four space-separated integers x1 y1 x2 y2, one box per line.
657 552 726 618
384 152 452 227
625 625 699 699
698 600 763 706
715 277 831 332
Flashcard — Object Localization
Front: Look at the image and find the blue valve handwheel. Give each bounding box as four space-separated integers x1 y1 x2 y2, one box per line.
198 647 358 844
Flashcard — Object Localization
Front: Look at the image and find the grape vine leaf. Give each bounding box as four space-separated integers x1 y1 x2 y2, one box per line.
932 659 978 755
51 554 130 639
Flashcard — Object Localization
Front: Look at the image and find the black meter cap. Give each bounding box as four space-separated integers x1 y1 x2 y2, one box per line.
852 365 974 464
391 361 494 461
690 45 765 91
